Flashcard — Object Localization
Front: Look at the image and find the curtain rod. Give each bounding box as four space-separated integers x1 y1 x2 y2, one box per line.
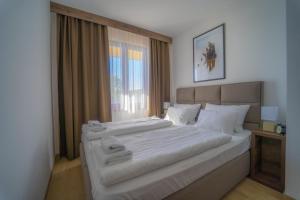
50 2 172 43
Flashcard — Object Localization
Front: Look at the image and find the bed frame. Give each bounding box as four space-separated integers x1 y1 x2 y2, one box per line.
80 81 263 200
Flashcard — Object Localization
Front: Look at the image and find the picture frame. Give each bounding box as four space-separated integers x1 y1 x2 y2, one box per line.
193 24 225 82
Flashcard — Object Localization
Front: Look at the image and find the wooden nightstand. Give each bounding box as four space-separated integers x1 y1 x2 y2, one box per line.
251 129 286 192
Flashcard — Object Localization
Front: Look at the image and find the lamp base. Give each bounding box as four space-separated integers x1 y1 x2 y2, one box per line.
262 121 277 132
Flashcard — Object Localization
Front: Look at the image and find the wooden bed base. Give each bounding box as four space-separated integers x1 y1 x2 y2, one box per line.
80 143 250 200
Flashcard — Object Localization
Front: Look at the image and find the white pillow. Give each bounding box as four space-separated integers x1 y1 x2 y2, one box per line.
205 103 250 132
173 104 201 123
165 107 189 125
195 110 238 134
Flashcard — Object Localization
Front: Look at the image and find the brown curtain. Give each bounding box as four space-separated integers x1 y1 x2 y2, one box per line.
57 14 112 159
149 39 170 116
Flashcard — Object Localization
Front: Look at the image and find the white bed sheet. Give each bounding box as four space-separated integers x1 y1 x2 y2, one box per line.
83 129 251 200
94 126 232 186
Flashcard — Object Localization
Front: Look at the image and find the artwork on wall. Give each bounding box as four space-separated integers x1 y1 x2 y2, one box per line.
193 24 225 82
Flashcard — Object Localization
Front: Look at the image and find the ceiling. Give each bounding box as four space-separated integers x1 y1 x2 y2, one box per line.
52 0 237 37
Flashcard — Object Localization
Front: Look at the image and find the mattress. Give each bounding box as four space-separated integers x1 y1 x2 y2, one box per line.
83 129 251 200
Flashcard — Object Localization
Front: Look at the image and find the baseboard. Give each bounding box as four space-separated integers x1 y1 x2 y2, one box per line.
44 154 59 199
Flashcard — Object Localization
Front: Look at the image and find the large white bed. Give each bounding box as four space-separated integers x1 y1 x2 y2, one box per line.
82 125 251 200
80 81 263 200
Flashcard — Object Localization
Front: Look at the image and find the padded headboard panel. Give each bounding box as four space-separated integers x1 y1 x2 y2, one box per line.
176 88 195 104
195 85 221 105
176 81 263 130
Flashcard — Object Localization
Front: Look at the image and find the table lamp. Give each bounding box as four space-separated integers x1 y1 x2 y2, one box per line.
261 106 279 132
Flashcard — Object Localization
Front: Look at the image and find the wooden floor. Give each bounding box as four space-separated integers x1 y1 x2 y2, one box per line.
46 158 293 200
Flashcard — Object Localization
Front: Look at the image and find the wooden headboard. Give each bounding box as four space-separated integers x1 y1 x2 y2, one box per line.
176 81 263 130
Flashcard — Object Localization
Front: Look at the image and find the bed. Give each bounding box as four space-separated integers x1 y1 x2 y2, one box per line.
80 81 263 200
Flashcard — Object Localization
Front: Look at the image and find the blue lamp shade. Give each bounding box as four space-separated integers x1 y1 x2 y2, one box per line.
261 106 279 122
163 102 171 110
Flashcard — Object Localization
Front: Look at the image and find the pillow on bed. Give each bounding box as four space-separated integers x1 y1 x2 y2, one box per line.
165 107 197 125
205 103 250 132
173 103 201 123
195 110 238 134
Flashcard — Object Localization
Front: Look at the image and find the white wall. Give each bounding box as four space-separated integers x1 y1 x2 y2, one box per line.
286 0 300 198
172 0 286 122
0 0 53 199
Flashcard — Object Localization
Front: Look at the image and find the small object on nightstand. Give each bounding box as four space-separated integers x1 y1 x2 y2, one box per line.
251 129 286 192
262 121 277 132
276 125 282 134
276 124 286 135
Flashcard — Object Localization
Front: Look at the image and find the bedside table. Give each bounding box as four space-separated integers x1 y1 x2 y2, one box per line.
251 129 286 192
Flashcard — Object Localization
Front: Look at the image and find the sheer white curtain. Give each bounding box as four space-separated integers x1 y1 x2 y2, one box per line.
108 27 150 121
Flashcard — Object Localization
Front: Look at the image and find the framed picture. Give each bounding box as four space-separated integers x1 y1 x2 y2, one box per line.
193 24 225 82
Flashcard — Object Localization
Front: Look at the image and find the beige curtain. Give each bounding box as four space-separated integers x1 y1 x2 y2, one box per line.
149 39 170 116
57 14 111 159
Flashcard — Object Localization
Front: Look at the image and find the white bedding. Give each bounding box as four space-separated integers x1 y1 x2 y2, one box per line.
81 117 172 142
83 129 251 200
92 126 232 186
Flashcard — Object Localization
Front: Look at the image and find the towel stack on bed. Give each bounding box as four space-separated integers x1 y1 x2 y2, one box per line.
83 120 106 133
99 136 133 166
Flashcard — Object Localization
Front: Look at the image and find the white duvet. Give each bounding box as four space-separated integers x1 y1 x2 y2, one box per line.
82 117 173 141
91 126 232 186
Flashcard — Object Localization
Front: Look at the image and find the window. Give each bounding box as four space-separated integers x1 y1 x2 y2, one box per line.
108 28 149 121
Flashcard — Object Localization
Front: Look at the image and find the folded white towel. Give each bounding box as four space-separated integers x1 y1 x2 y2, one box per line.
88 120 102 126
82 124 107 133
101 136 125 154
97 148 133 166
